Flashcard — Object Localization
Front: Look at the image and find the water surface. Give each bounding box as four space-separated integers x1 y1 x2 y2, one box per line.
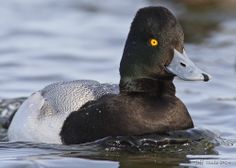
0 0 236 167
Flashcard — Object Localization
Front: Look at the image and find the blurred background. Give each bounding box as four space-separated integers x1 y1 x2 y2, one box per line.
0 0 235 98
0 0 236 167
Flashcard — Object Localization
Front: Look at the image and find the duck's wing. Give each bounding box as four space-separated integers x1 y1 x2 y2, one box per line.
40 80 119 115
7 80 119 144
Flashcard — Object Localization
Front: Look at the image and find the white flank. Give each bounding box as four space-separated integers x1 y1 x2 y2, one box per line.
8 80 118 144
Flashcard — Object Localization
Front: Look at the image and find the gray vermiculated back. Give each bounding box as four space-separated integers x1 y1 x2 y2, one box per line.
40 80 119 116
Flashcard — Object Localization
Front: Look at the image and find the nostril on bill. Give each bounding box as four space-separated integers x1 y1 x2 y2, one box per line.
202 73 209 82
180 62 186 67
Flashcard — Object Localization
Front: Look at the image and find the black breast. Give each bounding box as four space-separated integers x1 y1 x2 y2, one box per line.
60 93 193 144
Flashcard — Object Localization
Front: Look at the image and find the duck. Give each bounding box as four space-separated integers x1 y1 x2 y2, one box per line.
7 6 211 145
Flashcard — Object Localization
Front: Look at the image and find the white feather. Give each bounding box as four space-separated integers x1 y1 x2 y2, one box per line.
8 80 118 144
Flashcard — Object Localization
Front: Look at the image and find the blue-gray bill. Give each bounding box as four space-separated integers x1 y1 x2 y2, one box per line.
166 49 211 82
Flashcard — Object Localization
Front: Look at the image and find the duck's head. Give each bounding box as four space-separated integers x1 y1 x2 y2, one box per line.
120 7 211 91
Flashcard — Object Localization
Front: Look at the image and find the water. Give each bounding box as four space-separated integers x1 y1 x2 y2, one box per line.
0 0 236 167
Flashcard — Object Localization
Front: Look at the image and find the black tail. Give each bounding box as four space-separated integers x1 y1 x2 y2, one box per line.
0 97 26 129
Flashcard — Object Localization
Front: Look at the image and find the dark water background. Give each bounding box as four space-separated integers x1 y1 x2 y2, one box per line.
0 0 236 167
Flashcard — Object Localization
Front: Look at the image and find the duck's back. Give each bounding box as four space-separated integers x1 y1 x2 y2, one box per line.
8 80 118 144
41 80 118 114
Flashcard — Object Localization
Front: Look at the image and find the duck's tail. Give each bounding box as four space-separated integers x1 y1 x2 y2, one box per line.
0 97 26 129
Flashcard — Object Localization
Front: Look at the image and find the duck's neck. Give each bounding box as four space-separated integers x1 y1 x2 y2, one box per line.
119 77 176 96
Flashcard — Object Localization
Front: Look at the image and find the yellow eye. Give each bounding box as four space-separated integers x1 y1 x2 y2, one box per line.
149 38 159 47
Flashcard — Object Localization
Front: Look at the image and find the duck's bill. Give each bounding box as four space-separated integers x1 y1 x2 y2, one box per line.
166 49 211 82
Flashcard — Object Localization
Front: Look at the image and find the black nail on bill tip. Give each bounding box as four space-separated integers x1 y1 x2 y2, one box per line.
202 73 209 82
